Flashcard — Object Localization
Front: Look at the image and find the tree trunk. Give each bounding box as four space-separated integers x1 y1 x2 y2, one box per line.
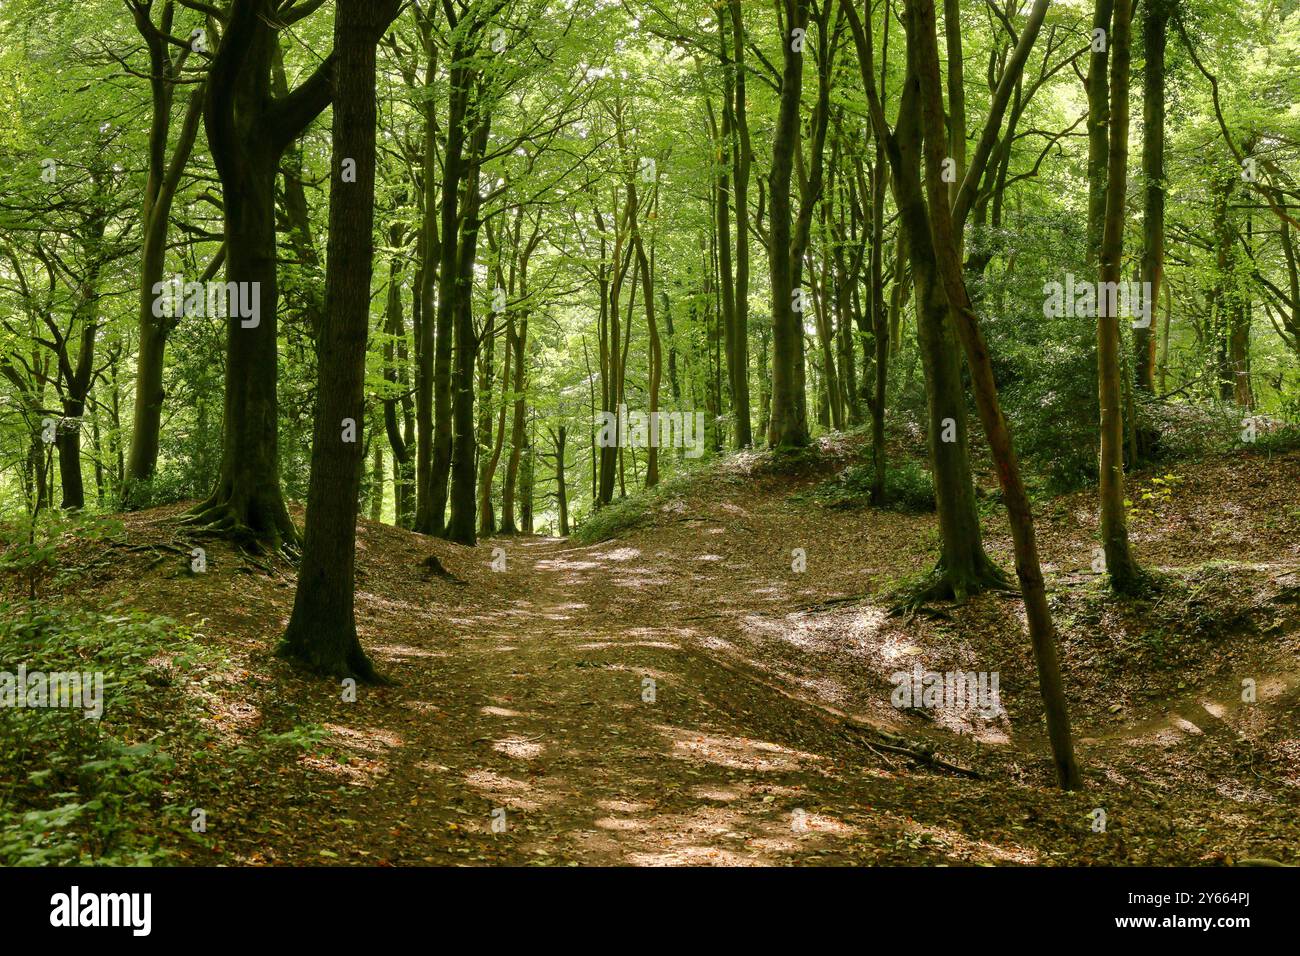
412 10 442 534
381 244 415 527
870 157 891 503
1135 0 1167 393
420 38 468 537
191 0 337 550
370 434 384 522
125 75 204 498
480 312 510 535
766 0 812 449
519 415 535 533
729 0 754 447
446 120 490 546
123 3 205 499
279 0 399 680
909 0 1082 789
502 243 533 529
1097 0 1142 592
1086 0 1115 267
554 425 568 536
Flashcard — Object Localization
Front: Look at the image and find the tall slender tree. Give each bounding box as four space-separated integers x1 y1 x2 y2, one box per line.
122 1 205 501
1097 0 1142 592
908 0 1083 790
279 0 402 679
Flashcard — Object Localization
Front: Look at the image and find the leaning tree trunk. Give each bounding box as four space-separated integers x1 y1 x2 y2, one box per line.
877 13 1004 600
279 0 399 680
125 83 205 498
840 0 1006 601
909 0 1082 789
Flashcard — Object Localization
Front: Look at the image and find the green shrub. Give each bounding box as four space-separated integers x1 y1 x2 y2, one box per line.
802 457 936 513
0 602 205 865
570 465 707 544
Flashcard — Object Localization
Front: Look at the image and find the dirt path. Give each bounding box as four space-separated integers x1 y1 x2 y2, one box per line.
183 526 1295 867
256 534 939 866
77 447 1300 865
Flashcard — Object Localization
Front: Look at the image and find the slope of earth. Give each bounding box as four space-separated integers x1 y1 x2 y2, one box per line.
10 442 1299 866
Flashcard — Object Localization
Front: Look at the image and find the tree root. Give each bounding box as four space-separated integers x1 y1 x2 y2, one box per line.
888 560 1014 615
182 494 297 555
274 637 393 686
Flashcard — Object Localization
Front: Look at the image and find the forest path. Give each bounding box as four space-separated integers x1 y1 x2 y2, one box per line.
296 533 957 866
224 521 1297 867
92 446 1300 865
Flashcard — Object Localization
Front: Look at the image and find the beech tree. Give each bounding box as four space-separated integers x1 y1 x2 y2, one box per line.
1096 0 1143 592
121 1 206 502
279 0 402 679
907 0 1082 789
188 0 342 550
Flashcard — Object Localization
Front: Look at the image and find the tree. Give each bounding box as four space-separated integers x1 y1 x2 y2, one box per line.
122 0 206 502
1097 0 1142 592
907 0 1082 790
842 0 1008 601
766 0 819 450
279 0 401 679
1136 0 1169 394
189 0 340 550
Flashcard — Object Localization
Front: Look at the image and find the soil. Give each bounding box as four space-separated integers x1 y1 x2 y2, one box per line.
38 443 1300 865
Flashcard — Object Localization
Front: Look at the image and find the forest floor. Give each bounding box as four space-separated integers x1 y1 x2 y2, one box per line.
20 439 1300 866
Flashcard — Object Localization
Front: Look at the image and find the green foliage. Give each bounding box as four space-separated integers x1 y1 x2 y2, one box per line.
572 492 654 544
801 457 936 513
0 602 205 865
1128 472 1186 520
975 214 1101 493
0 512 124 598
571 467 703 544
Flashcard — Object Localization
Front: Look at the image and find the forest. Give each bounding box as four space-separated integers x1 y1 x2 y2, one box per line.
0 0 1297 874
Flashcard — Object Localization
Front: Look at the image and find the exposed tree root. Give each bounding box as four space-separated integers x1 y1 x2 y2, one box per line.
275 635 393 686
888 559 1014 614
419 553 464 584
182 491 298 556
